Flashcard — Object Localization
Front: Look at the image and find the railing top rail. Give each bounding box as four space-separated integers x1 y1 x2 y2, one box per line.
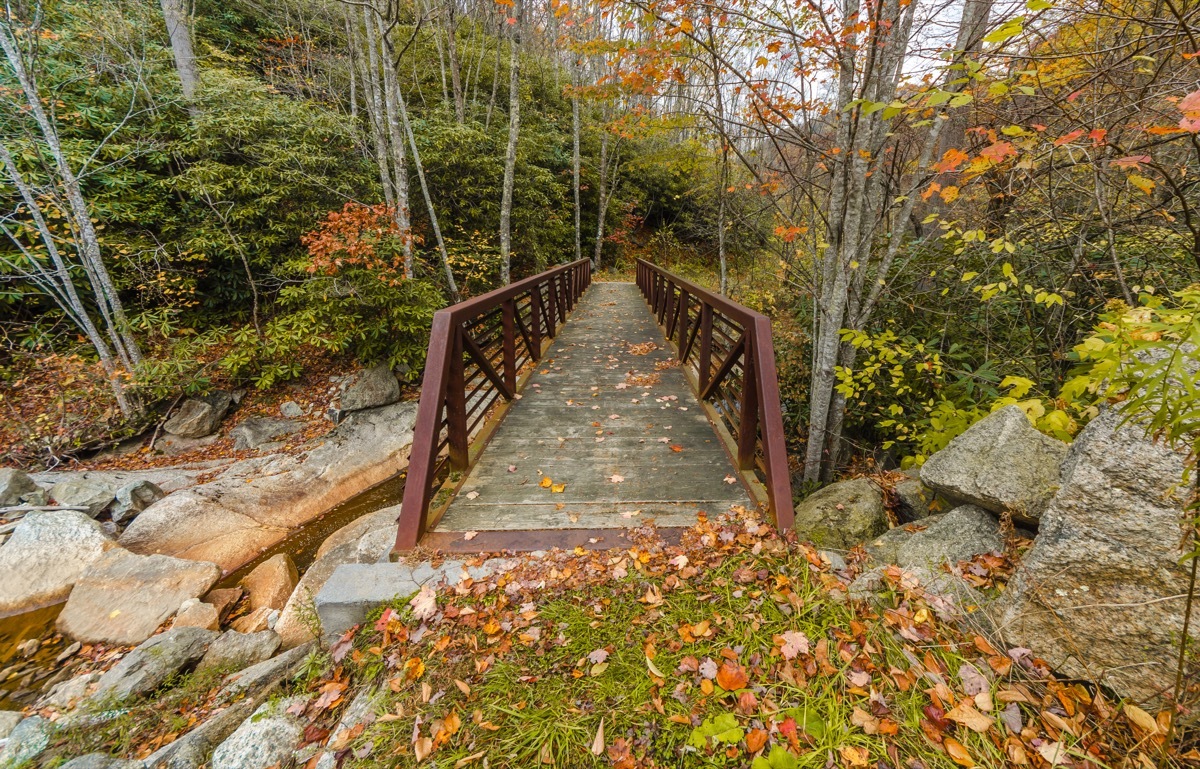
440 258 592 321
636 259 761 325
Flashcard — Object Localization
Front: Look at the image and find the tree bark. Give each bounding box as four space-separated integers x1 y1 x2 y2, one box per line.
158 0 200 106
376 13 414 279
498 0 522 284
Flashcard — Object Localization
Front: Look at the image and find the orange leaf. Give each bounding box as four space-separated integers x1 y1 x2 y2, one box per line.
716 660 749 690
944 737 976 767
745 728 768 753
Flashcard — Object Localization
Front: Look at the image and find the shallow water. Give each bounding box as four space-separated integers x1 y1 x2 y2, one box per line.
0 471 406 712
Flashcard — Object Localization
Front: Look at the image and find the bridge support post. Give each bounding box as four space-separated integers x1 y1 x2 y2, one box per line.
502 299 517 393
737 334 759 470
447 328 469 470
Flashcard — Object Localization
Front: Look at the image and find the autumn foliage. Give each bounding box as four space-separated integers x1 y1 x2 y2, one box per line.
300 202 410 285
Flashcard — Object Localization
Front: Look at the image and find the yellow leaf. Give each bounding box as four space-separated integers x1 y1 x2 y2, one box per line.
551 483 566 493
1124 704 1159 733
944 737 976 767
1129 174 1156 194
539 476 553 488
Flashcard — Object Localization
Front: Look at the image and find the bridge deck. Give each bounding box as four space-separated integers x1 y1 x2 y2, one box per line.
433 282 753 534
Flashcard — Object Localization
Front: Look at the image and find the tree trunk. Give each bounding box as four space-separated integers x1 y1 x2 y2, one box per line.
445 3 466 124
361 6 396 209
572 88 582 263
593 123 610 268
158 0 200 106
498 0 522 285
376 14 414 279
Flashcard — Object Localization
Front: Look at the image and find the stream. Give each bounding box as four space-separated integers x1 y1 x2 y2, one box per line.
0 471 406 712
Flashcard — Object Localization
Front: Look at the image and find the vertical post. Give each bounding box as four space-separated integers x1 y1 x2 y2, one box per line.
531 287 543 352
699 303 713 393
546 279 558 338
501 298 517 393
677 290 689 360
446 327 469 470
737 332 759 470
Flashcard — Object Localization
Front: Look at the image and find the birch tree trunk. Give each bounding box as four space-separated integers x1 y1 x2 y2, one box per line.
572 86 582 263
498 0 522 284
445 3 466 124
376 14 414 278
0 18 142 372
593 122 610 268
158 0 200 106
361 6 396 209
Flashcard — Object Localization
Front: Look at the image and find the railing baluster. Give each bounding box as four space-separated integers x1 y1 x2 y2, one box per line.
738 337 759 470
502 299 517 392
699 303 713 391
446 328 469 470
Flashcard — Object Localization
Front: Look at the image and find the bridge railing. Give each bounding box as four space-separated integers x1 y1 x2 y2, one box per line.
395 259 593 549
635 259 794 530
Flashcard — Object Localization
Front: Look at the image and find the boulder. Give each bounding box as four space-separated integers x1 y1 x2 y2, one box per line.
279 401 304 419
111 480 164 524
0 711 22 740
336 364 400 413
276 507 398 648
893 476 935 521
241 553 298 611
163 393 232 439
791 478 887 550
204 587 243 623
998 407 1198 706
90 627 217 702
49 478 115 518
0 716 49 768
120 402 418 573
210 697 304 769
195 630 280 675
0 468 41 506
920 406 1068 525
850 565 991 631
57 549 221 646
219 642 314 699
0 511 117 614
230 607 273 634
230 418 302 450
172 599 220 631
867 505 1004 569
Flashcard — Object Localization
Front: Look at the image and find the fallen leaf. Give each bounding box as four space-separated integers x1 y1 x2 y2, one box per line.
716 660 748 690
539 476 553 488
551 483 566 493
745 728 768 753
1124 704 1159 733
1036 742 1069 766
410 584 438 621
723 475 737 484
463 531 478 541
609 474 624 483
946 700 993 733
465 491 479 500
779 630 809 660
591 718 605 755
944 737 975 767
839 745 869 767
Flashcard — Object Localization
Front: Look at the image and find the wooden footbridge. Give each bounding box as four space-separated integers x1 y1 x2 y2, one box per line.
394 259 794 553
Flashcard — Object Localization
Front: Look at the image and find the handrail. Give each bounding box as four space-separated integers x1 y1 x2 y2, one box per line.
395 259 593 549
635 259 794 530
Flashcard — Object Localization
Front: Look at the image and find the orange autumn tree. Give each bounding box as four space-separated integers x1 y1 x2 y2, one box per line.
301 202 411 286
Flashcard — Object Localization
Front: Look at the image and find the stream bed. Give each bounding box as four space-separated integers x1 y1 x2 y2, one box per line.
0 471 405 712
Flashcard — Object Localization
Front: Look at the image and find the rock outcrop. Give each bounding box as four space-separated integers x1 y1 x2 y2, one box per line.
196 630 281 674
0 511 117 614
119 402 418 573
866 505 1003 569
791 478 887 550
920 405 1068 525
57 549 221 645
997 407 1198 705
110 480 164 524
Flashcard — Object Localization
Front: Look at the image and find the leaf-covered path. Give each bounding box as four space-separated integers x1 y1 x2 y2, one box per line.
434 282 753 534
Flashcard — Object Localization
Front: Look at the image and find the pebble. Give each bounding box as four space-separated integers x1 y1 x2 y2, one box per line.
56 641 82 663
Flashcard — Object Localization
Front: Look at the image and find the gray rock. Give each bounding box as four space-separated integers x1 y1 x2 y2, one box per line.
164 394 233 439
0 716 50 768
230 418 302 450
998 407 1199 706
279 401 304 419
867 505 1004 568
210 698 304 769
0 469 40 506
0 711 22 740
39 671 100 710
0 511 117 614
792 478 887 549
91 627 218 702
850 566 991 631
315 559 514 641
58 550 221 646
59 753 142 769
240 554 298 612
336 364 399 413
195 631 281 675
893 477 935 520
920 406 1068 525
50 478 116 518
111 481 165 524
219 643 314 699
119 402 418 575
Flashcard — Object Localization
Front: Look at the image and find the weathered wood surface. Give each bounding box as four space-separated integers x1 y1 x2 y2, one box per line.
434 281 753 532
